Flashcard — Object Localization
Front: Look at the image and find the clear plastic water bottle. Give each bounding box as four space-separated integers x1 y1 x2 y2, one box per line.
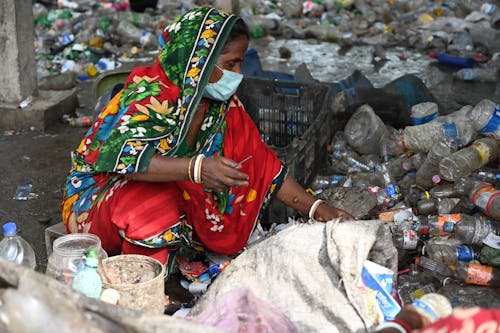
466 99 500 138
403 119 476 153
439 137 498 182
472 169 500 185
397 264 436 305
411 102 439 125
0 222 36 270
377 163 403 205
344 104 388 155
310 174 345 190
452 68 498 83
424 243 477 266
458 179 500 221
415 137 458 189
452 215 498 245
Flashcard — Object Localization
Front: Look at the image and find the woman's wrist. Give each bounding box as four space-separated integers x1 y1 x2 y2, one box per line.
308 199 325 220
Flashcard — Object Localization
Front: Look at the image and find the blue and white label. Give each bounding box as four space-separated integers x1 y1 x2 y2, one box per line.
412 299 439 321
443 221 455 233
442 122 460 148
456 245 474 261
461 68 478 81
412 112 439 125
386 184 402 199
481 105 500 139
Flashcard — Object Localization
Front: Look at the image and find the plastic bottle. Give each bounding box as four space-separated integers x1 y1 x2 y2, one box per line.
0 222 36 270
452 261 500 287
403 119 474 153
379 131 405 162
466 99 500 139
416 198 460 215
452 215 498 245
332 149 376 173
377 163 403 205
415 137 458 189
412 293 453 323
424 243 477 266
310 174 345 190
439 137 498 181
472 169 500 185
429 183 463 198
429 52 476 68
427 213 463 237
458 179 500 220
410 102 439 125
448 31 474 53
397 264 436 305
480 245 500 268
71 248 102 298
344 104 389 155
452 68 498 83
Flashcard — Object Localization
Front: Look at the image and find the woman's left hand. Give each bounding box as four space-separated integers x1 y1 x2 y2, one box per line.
314 203 354 221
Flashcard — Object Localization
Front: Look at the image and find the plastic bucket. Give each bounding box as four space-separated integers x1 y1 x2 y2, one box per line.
100 254 165 314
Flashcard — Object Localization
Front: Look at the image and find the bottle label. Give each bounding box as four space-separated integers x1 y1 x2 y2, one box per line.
471 141 491 164
386 184 402 199
481 105 500 139
412 299 439 321
466 263 493 286
412 112 438 125
442 122 460 148
471 185 500 216
481 3 497 15
437 214 461 236
403 230 418 250
456 245 474 261
461 68 478 81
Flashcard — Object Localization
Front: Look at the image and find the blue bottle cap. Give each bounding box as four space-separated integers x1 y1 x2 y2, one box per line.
2 222 17 237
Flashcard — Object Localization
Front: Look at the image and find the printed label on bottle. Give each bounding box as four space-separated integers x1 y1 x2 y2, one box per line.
456 245 474 261
471 141 491 164
437 214 461 236
461 68 478 81
466 263 493 286
471 185 500 215
386 184 402 199
482 232 500 250
412 112 438 125
412 299 439 321
403 230 418 250
481 3 497 15
481 105 500 139
442 122 460 148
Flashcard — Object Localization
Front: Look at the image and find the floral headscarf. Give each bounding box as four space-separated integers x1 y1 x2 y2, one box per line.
76 7 239 173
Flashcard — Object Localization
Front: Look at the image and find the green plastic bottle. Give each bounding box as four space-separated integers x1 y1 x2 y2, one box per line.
71 248 102 298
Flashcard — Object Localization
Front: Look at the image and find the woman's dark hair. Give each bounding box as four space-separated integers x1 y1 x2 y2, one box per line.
223 18 249 51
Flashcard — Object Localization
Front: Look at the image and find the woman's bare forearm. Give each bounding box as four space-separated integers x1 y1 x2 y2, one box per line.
126 154 190 182
275 175 315 217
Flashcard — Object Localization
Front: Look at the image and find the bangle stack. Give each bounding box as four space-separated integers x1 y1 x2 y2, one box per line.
187 156 195 182
308 199 325 220
192 154 205 184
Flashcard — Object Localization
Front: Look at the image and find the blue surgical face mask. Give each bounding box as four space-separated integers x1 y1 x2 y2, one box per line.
204 65 244 101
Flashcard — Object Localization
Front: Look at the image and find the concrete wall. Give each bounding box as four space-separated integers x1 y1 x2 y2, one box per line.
0 0 38 104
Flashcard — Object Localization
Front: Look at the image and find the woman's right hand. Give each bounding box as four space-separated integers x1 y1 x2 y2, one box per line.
201 156 249 192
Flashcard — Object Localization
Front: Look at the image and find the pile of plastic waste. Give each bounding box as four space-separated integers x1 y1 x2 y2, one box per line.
32 0 499 85
310 97 500 309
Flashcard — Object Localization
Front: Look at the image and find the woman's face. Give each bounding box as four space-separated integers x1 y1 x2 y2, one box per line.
208 35 249 83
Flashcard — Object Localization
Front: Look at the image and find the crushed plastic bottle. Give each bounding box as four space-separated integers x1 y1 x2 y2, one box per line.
457 179 500 221
415 136 458 189
0 222 36 270
344 104 389 155
439 137 498 182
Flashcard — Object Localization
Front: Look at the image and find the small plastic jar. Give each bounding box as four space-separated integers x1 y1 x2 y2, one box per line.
45 233 107 285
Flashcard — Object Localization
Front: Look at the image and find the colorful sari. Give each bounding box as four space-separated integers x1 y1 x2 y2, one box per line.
61 7 286 267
